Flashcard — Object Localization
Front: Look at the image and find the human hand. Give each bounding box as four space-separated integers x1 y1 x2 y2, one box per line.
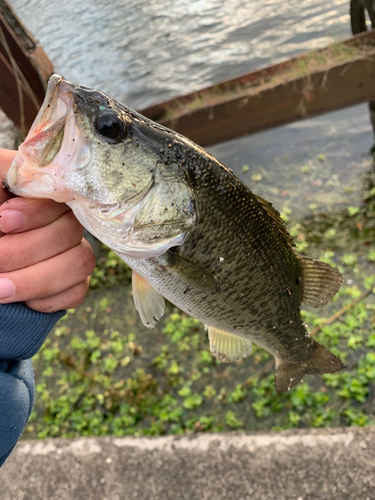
0 148 96 312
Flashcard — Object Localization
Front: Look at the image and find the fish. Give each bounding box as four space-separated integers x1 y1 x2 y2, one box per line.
6 74 344 392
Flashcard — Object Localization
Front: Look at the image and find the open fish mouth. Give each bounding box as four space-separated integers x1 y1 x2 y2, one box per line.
5 75 90 202
26 74 71 142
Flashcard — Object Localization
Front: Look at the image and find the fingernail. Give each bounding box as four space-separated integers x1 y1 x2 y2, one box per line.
0 278 16 299
0 210 25 233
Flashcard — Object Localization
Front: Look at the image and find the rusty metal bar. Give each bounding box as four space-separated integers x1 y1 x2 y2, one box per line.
140 30 375 147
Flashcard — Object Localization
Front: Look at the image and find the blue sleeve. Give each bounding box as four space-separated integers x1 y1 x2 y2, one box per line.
0 303 65 467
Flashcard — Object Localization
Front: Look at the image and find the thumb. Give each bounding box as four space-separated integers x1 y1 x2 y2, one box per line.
0 148 17 201
0 149 18 235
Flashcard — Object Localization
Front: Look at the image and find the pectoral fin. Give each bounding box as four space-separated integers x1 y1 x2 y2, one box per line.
158 251 219 293
132 271 165 328
207 326 252 362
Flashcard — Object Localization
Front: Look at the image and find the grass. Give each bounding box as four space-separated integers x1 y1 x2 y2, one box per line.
23 152 375 440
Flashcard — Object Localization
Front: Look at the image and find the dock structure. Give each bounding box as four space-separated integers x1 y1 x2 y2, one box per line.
140 30 375 147
0 0 53 134
350 0 375 144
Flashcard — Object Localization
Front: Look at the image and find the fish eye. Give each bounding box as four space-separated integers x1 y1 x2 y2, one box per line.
94 111 128 143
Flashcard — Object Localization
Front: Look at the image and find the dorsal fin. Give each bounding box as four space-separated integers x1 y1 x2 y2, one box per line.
296 255 343 307
255 194 295 247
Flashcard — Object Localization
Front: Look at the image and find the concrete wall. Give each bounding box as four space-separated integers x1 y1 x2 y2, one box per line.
1 427 375 500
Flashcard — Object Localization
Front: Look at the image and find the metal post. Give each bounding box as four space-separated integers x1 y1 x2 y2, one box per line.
350 0 375 149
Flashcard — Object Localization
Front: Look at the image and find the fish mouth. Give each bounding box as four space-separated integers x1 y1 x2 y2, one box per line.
5 75 89 202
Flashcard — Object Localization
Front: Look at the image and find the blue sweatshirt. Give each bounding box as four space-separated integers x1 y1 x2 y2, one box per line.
0 303 65 467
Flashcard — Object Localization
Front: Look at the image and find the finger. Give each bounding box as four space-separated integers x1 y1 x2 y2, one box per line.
0 197 70 234
0 148 17 178
0 149 17 206
0 239 96 304
0 149 19 236
25 277 90 313
0 211 83 272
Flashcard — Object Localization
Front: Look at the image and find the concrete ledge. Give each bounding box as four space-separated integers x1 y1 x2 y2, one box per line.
1 427 374 499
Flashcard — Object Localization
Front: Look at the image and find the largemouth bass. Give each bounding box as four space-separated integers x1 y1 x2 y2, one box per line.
6 74 343 392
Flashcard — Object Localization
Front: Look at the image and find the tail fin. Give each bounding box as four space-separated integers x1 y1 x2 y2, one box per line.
274 342 343 393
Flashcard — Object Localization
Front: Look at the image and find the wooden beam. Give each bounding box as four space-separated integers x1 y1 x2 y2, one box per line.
0 0 36 52
0 0 53 132
0 49 39 132
139 30 375 147
161 55 375 147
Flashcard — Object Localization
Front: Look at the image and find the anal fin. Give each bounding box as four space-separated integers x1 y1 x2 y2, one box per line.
297 255 343 307
207 326 252 362
132 271 165 328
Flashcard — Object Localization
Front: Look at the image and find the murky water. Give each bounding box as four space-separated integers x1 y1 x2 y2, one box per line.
212 105 374 219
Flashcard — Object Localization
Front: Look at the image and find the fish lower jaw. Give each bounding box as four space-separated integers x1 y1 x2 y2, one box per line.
10 183 74 202
6 162 73 203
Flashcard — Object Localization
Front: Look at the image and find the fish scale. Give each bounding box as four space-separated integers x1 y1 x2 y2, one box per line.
122 143 312 361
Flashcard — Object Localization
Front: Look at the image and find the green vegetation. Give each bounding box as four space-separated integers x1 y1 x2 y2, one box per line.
24 153 375 439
